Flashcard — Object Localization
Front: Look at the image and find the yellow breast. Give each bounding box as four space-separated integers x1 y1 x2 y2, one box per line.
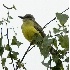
21 23 40 42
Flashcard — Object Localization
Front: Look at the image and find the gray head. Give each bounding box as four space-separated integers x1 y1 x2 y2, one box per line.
18 14 35 21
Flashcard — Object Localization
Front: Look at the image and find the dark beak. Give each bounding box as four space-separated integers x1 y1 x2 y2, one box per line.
18 16 24 19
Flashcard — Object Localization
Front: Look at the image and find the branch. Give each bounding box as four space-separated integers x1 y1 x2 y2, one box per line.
3 4 13 9
16 45 35 70
7 28 15 70
43 7 69 29
28 45 35 52
50 56 51 70
20 45 31 63
43 17 56 29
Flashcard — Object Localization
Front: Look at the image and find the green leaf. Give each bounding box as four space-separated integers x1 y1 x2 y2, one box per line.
42 60 51 67
65 57 69 62
8 16 13 19
52 38 57 47
1 58 6 66
56 13 69 26
52 59 64 70
5 67 8 70
52 54 59 62
42 36 53 47
52 66 60 70
13 5 17 10
32 33 43 46
53 28 60 34
0 37 2 47
17 60 26 70
16 60 26 69
0 47 4 56
0 21 3 25
11 36 23 47
7 53 17 60
39 36 52 58
56 59 64 70
63 28 68 33
11 36 17 45
17 62 22 68
58 50 64 59
18 62 24 69
12 51 19 56
6 18 10 23
7 51 19 60
5 44 12 51
40 46 51 58
16 41 23 47
58 35 69 48
58 49 68 58
67 64 69 70
52 65 64 70
7 11 9 16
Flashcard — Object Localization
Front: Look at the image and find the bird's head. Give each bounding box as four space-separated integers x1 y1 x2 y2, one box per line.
18 14 35 21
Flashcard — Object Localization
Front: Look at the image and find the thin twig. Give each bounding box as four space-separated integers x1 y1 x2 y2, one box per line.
28 45 35 52
50 56 51 70
61 7 69 14
3 4 13 9
1 28 3 58
16 45 32 70
43 7 69 29
43 17 56 29
7 28 15 70
1 28 2 38
20 45 31 63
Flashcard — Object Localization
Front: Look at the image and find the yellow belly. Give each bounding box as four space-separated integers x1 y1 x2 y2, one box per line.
21 25 40 42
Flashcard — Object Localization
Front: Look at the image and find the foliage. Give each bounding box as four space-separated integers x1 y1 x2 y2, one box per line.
33 12 69 70
41 13 69 70
0 4 25 70
11 36 23 47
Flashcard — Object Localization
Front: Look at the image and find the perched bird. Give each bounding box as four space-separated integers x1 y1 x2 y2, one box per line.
18 14 45 44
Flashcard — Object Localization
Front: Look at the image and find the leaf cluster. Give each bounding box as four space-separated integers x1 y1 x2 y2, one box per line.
0 4 25 70
33 13 69 70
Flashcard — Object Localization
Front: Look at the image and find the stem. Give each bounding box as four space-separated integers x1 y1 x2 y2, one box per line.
7 28 15 70
0 28 3 57
16 45 35 70
1 28 2 38
43 17 56 29
50 56 51 70
28 45 35 52
43 7 69 29
3 4 13 9
20 45 31 63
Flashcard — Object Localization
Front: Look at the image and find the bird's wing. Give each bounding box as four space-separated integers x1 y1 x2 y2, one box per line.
33 21 46 37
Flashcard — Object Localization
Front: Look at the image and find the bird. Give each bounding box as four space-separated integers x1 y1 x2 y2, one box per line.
18 14 46 45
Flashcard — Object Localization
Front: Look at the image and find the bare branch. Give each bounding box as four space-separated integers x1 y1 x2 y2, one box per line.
3 4 13 9
43 7 69 29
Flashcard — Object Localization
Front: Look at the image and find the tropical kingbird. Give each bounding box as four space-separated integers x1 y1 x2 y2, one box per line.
18 14 46 44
